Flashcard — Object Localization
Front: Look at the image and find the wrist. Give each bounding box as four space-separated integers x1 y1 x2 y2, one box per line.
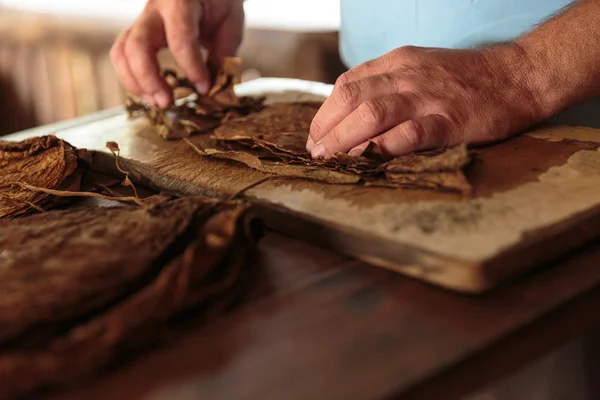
481 43 551 126
513 33 600 122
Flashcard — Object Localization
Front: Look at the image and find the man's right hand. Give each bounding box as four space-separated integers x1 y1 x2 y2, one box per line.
110 0 244 108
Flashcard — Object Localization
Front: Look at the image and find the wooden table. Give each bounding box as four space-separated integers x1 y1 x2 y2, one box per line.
6 110 600 400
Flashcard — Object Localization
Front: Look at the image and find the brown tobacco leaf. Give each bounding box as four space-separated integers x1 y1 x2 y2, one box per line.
213 102 382 174
382 145 472 174
0 135 88 219
209 102 473 193
366 172 472 194
0 198 258 400
214 101 321 152
0 198 202 346
191 147 360 185
371 145 473 194
126 57 264 140
207 57 243 106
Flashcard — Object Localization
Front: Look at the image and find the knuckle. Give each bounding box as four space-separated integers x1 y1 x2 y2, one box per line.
124 34 146 56
334 82 360 107
376 135 394 157
326 131 344 150
109 44 120 63
379 72 400 91
357 100 387 126
335 72 352 86
166 23 196 55
362 59 377 70
109 31 129 62
399 119 424 149
394 45 418 57
310 117 324 135
169 37 195 57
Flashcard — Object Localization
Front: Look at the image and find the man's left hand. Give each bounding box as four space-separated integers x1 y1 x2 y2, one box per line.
307 45 545 159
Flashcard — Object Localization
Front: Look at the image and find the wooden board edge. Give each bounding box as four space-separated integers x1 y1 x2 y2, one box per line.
480 202 600 287
90 150 489 293
248 199 491 294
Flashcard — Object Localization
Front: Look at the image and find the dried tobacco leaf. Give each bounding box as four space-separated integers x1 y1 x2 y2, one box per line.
212 102 383 175
366 172 472 194
126 57 264 140
0 198 258 399
0 135 89 219
209 102 473 193
184 139 360 185
382 145 472 174
207 57 243 106
214 101 321 153
0 198 202 345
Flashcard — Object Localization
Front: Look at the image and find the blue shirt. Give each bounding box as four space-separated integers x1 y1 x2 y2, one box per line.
339 0 600 128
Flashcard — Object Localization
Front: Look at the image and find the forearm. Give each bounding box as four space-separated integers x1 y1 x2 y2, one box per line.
516 0 600 119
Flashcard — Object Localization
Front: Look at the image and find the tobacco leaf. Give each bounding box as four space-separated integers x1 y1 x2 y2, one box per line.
212 102 383 172
195 147 360 185
207 57 243 106
0 135 89 219
366 172 472 194
214 101 321 153
126 57 265 140
382 145 472 174
209 102 473 193
0 198 258 400
0 198 203 346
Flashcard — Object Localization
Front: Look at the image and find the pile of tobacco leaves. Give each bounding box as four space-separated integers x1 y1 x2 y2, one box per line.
0 136 259 399
126 57 265 140
0 135 90 219
126 58 473 194
207 102 473 193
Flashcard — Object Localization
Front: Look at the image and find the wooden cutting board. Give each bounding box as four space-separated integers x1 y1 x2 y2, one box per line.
8 78 600 293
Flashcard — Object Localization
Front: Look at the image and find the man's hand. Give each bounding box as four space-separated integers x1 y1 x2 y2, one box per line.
307 45 544 159
110 0 244 108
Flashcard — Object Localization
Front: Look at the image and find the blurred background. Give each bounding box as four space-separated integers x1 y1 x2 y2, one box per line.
0 0 345 135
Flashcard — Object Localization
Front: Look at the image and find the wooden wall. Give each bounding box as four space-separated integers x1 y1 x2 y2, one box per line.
0 9 345 136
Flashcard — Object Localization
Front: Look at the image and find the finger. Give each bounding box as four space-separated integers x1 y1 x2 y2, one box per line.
348 141 371 157
369 114 455 157
125 12 173 107
310 94 416 159
209 3 245 61
308 73 401 150
335 46 419 85
109 30 147 101
163 1 211 94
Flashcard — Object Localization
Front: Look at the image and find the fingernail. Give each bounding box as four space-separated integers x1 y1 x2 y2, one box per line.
348 143 368 157
195 81 210 95
311 143 326 159
154 92 170 109
306 136 315 151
